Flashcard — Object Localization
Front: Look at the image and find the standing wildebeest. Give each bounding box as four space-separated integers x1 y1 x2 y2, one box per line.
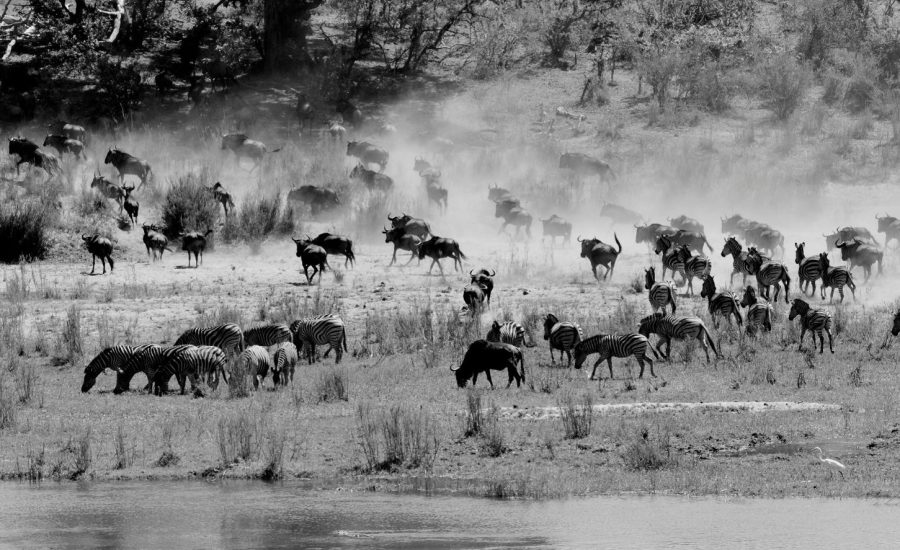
469 268 495 305
451 340 524 389
494 199 532 238
206 182 235 215
122 185 139 225
875 214 900 248
418 236 466 274
462 282 488 313
48 120 87 143
891 310 900 337
635 223 679 247
104 148 152 188
487 183 515 203
668 215 704 235
90 173 124 209
834 238 883 282
142 225 170 261
180 229 213 268
789 299 834 354
541 215 572 245
579 234 622 281
599 202 642 226
311 233 356 268
287 185 340 217
221 133 274 171
559 152 615 182
8 138 60 178
346 141 389 171
292 237 330 284
824 226 879 251
383 226 422 266
387 213 432 240
350 164 393 191
43 135 84 160
82 234 114 274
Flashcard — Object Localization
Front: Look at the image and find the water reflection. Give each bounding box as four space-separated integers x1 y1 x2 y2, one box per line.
0 481 897 549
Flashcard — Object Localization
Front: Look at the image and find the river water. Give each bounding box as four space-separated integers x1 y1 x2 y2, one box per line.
0 481 897 549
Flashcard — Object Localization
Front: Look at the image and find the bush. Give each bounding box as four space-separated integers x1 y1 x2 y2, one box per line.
161 171 220 240
216 413 253 465
621 426 675 470
0 200 53 263
757 55 811 120
0 374 17 430
221 193 293 250
355 402 440 472
316 368 348 403
558 392 593 439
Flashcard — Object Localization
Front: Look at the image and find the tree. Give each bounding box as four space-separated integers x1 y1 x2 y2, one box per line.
262 0 324 72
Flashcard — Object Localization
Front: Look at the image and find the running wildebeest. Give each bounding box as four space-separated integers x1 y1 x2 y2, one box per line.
350 164 394 191
834 238 883 282
287 185 340 217
469 268 496 306
875 214 900 248
414 157 442 185
42 135 85 160
8 137 60 178
668 215 704 235
600 202 642 226
311 233 356 268
346 141 388 171
635 223 679 247
824 226 878 251
82 234 114 274
387 213 431 240
418 236 466 274
487 183 515 203
494 199 532 238
206 182 235 215
104 148 152 188
541 215 572 245
292 236 330 284
221 133 276 171
90 173 125 209
383 226 422 266
559 152 615 182
122 184 139 225
669 229 714 254
450 340 524 389
579 234 622 281
48 120 86 143
180 229 213 268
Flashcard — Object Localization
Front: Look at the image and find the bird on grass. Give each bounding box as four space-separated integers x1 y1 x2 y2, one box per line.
813 446 847 479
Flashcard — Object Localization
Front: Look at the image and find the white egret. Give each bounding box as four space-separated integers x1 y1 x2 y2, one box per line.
813 446 847 479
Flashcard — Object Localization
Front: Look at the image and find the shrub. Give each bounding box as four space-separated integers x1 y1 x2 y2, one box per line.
260 426 286 480
216 413 254 465
0 200 53 263
355 402 440 472
161 171 220 240
59 305 83 365
71 428 92 479
621 426 675 470
558 392 593 439
113 425 133 470
221 193 293 251
478 405 506 457
463 389 484 437
316 368 348 403
76 190 111 218
757 55 811 120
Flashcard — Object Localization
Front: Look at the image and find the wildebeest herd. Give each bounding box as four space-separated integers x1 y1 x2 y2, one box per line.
7 117 900 398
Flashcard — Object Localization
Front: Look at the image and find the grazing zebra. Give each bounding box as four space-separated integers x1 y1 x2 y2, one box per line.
638 313 719 362
720 237 769 287
155 345 229 395
644 266 677 314
174 323 243 357
243 324 292 348
675 244 711 295
654 235 685 282
82 344 153 393
289 315 348 364
486 320 536 349
818 253 856 303
739 285 774 335
746 248 791 303
113 344 196 394
573 333 659 380
700 275 743 329
794 242 823 296
788 299 834 354
542 313 583 366
238 345 273 390
272 342 299 386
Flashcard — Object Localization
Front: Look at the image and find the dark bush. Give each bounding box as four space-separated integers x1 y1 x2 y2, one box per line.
0 200 53 263
221 193 293 250
161 172 220 240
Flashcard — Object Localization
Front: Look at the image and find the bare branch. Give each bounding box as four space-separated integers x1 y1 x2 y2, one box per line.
106 0 124 42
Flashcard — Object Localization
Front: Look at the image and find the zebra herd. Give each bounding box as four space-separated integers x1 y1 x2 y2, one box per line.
81 316 347 396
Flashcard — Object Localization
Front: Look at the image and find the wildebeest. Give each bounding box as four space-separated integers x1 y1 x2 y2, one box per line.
42 135 84 159
494 199 532 238
418 236 466 274
635 223 678 246
823 226 879 251
311 233 355 268
721 214 752 236
579 234 622 281
875 214 900 248
287 185 340 216
122 185 139 225
180 229 213 268
337 98 363 127
414 157 442 185
328 121 346 141
487 183 515 203
463 283 488 313
142 225 170 261
834 238 883 282
82 234 114 274
296 93 314 133
668 215 704 235
8 137 60 178
600 202 642 226
206 182 235 215
221 133 274 171
670 229 713 254
90 173 124 209
292 237 330 284
469 268 495 305
104 148 152 188
383 226 422 266
426 181 449 213
346 141 388 171
350 164 394 191
387 213 431 240
48 120 87 143
450 340 524 388
541 215 572 245
747 227 785 257
559 152 615 182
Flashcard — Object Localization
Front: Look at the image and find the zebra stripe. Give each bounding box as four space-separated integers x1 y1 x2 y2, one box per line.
542 313 583 366
797 256 822 295
486 321 533 348
638 313 718 362
573 333 657 379
273 342 299 386
82 344 153 392
707 293 743 328
238 345 273 390
821 266 856 303
752 259 791 303
243 323 292 348
648 282 677 314
721 238 769 287
174 323 243 356
789 300 834 353
114 344 195 394
156 346 228 395
289 315 347 364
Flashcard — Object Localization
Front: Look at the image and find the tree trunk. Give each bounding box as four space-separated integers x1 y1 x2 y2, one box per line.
263 0 323 73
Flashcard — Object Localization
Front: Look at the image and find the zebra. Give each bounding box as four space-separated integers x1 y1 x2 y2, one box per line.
113 344 196 394
720 236 769 287
788 299 834 354
746 248 791 303
573 333 660 380
238 345 273 390
794 242 823 296
486 320 536 349
542 313 583 367
638 313 719 363
675 244 711 295
289 315 348 364
155 345 229 395
272 342 299 386
818 253 856 303
243 323 292 348
700 275 743 329
644 266 677 314
82 344 153 393
739 285 774 335
654 235 685 282
174 323 243 358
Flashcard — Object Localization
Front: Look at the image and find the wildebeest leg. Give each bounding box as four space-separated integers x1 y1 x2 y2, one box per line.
436 259 445 276
472 371 479 386
406 251 417 265
309 265 319 284
90 254 97 275
427 258 436 274
864 265 871 283
304 264 312 284
101 257 107 274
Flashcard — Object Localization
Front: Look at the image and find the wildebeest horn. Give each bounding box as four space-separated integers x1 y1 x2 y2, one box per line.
834 239 841 246
469 269 475 276
387 213 393 220
292 237 301 243
81 234 88 240
576 235 582 242
488 269 496 276
449 364 459 372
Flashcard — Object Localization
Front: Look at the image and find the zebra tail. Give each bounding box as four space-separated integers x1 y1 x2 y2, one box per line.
518 352 526 382
456 244 467 260
342 328 348 352
702 325 719 357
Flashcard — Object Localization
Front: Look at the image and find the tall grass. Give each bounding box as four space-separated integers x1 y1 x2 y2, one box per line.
161 170 221 239
316 368 348 403
0 373 17 430
355 402 440 472
216 413 254 465
0 200 53 263
59 305 83 365
621 425 675 471
558 391 593 439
